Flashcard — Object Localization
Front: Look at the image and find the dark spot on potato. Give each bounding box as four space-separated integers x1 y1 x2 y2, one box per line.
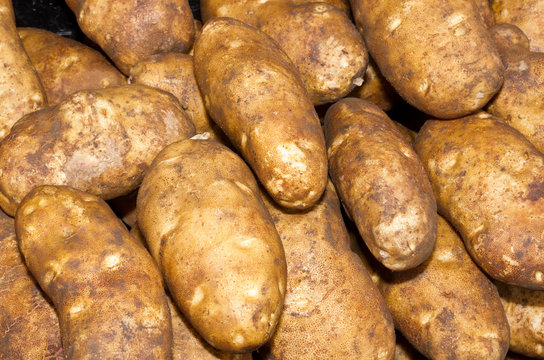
526 180 544 201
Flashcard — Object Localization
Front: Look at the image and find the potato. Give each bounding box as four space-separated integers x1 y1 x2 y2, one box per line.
324 98 436 271
494 281 544 358
0 0 46 141
259 182 395 360
67 0 194 74
18 27 126 106
414 112 544 289
350 0 504 118
15 185 172 358
194 17 327 210
0 209 63 359
0 84 195 216
137 139 287 352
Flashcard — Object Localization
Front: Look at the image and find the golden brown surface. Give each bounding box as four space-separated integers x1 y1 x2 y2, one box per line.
18 27 125 106
351 0 504 118
260 182 395 360
0 210 63 359
473 0 495 27
324 98 436 271
15 186 172 359
194 17 327 210
0 0 46 141
137 139 287 352
0 84 195 216
291 0 351 15
414 113 544 289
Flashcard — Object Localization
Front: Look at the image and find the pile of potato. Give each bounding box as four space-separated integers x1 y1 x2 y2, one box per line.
2 0 544 358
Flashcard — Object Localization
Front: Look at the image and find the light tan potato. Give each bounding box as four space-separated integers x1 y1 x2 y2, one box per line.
0 0 46 140
351 0 504 118
414 113 544 289
259 182 395 360
18 27 126 106
137 139 287 353
0 209 63 359
68 0 194 74
15 185 172 359
0 84 195 216
194 17 327 210
324 98 436 271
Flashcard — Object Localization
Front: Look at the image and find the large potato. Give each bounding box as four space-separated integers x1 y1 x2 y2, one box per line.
0 84 195 216
260 182 395 360
137 139 287 353
15 185 172 359
194 17 327 210
414 113 544 289
324 98 436 271
350 0 504 118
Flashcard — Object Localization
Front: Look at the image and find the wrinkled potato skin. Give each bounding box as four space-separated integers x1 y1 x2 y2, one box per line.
18 27 126 106
137 139 287 352
260 182 395 360
414 113 544 289
0 0 46 141
70 0 194 74
194 18 327 209
495 281 544 359
324 98 437 271
0 210 63 359
15 186 172 359
378 216 510 360
0 85 195 216
351 0 504 118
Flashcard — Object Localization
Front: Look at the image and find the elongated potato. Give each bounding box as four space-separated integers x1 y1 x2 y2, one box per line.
0 210 63 359
194 17 327 209
260 182 395 360
0 84 195 216
18 27 126 106
16 185 172 359
324 98 436 270
414 113 544 289
137 139 287 352
0 0 46 140
351 0 504 118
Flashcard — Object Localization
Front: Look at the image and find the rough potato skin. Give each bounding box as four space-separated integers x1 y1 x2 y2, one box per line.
137 139 287 352
0 84 195 216
194 18 327 209
495 281 544 359
18 27 126 106
350 0 504 118
414 113 544 289
0 0 47 141
324 98 437 271
0 210 63 359
70 0 194 74
15 186 172 359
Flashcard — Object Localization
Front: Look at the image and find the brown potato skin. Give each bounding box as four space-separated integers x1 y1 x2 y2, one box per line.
137 139 287 353
0 84 195 216
473 0 495 28
194 17 327 210
0 0 47 141
0 210 63 359
18 27 126 106
351 0 504 118
324 98 437 271
260 182 395 360
15 186 172 359
414 113 544 289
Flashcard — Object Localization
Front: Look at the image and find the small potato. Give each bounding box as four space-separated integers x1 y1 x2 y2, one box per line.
18 27 126 106
194 17 327 210
137 139 287 353
0 84 195 216
15 185 172 359
324 98 436 271
414 113 544 289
